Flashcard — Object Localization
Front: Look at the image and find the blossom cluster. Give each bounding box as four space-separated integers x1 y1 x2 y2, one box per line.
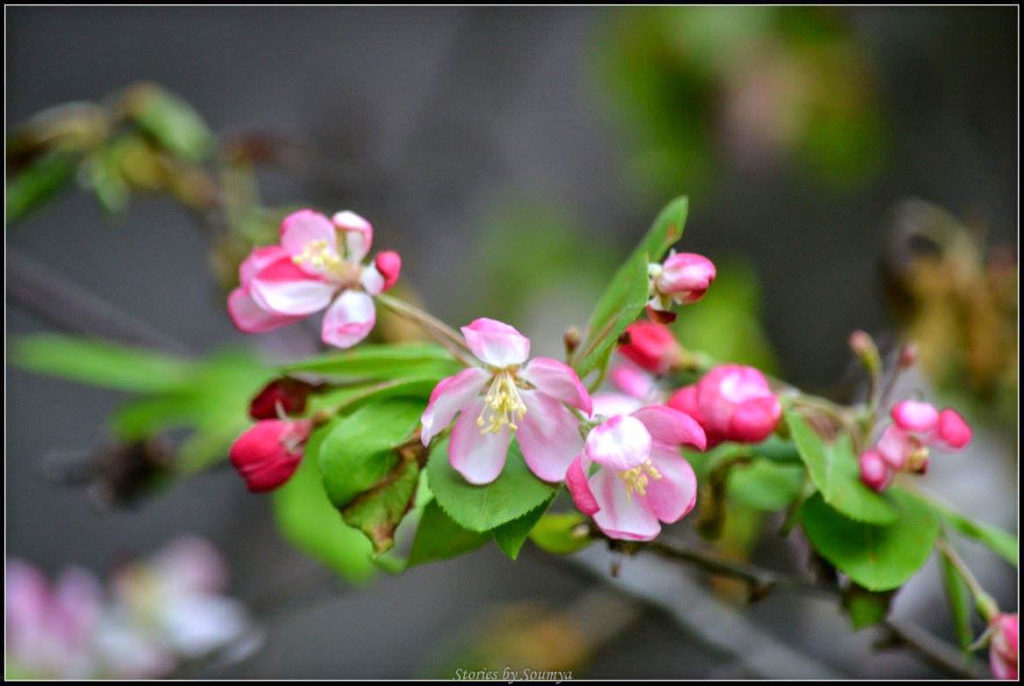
5 537 256 679
858 398 972 492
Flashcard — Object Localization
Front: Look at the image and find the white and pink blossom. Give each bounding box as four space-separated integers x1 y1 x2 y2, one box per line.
566 405 705 541
646 252 716 321
228 209 401 348
420 318 592 484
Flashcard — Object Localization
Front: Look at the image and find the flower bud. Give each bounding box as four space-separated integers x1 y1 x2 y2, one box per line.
875 425 913 470
374 251 402 292
618 321 683 374
655 252 716 305
937 408 972 449
695 364 781 444
990 613 1019 680
848 329 881 375
248 378 317 420
898 342 919 369
890 399 939 434
229 420 311 492
859 450 893 492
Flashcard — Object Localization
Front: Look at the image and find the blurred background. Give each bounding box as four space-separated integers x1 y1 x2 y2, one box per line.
6 6 1017 678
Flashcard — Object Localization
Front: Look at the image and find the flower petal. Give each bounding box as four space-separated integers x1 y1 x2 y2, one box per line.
359 264 386 296
584 414 652 471
461 318 531 367
590 468 661 541
566 456 599 516
280 210 337 259
239 246 290 288
321 290 375 348
449 398 510 485
516 389 584 482
876 425 912 470
227 288 301 333
632 405 707 450
891 400 939 435
591 392 644 419
937 408 972 449
522 357 592 414
643 446 698 523
332 210 374 262
609 360 657 400
250 258 336 315
420 367 490 445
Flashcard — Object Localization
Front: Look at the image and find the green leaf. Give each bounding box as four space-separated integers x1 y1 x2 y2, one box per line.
271 424 375 582
408 500 489 567
727 459 804 511
786 410 897 525
13 335 195 393
528 513 594 555
282 343 459 381
5 151 79 224
85 142 130 215
319 399 424 508
492 497 555 560
341 454 422 554
928 502 1018 567
748 435 802 464
571 196 688 379
843 584 894 630
427 439 558 533
127 84 214 162
801 489 939 591
938 545 975 653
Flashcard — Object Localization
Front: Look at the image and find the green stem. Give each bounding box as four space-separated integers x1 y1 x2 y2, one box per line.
936 538 1000 622
376 293 477 367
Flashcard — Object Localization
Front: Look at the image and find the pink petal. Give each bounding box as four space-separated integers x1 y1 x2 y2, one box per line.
859 449 893 492
516 389 584 482
937 408 972 449
643 446 698 523
332 210 373 262
727 396 781 443
461 318 531 368
609 360 657 400
566 456 599 516
876 425 912 470
420 367 490 445
449 398 510 484
584 415 652 471
227 287 302 333
250 257 336 315
359 264 386 296
591 392 644 419
374 251 402 291
239 246 289 288
632 405 707 450
891 399 939 434
280 210 338 262
321 289 375 348
658 252 716 305
522 357 592 415
590 468 661 541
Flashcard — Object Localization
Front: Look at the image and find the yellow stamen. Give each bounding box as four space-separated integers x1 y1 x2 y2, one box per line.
292 239 343 273
477 369 527 434
619 460 663 498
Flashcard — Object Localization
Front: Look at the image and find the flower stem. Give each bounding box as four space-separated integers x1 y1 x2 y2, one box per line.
936 538 1000 622
376 293 477 366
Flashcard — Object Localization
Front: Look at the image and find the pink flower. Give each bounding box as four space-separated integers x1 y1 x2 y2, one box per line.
566 406 706 541
860 399 973 491
668 365 780 447
858 449 894 492
420 318 592 484
5 560 104 678
609 359 659 401
229 419 312 492
618 321 683 374
228 209 401 348
990 613 1018 680
646 252 716 320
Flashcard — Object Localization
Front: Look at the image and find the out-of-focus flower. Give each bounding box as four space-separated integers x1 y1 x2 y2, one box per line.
228 209 401 348
5 537 255 679
989 613 1018 680
618 321 683 374
420 318 591 484
229 419 312 492
859 399 972 492
566 405 705 541
646 252 716 321
5 561 103 678
669 364 780 447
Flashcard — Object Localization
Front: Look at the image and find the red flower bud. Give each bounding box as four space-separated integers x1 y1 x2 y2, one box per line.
694 364 781 444
249 378 317 420
937 408 972 449
619 322 683 374
374 251 402 292
859 449 893 492
229 420 311 492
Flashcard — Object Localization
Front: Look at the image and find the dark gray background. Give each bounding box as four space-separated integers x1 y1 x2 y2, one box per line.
6 6 1018 678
